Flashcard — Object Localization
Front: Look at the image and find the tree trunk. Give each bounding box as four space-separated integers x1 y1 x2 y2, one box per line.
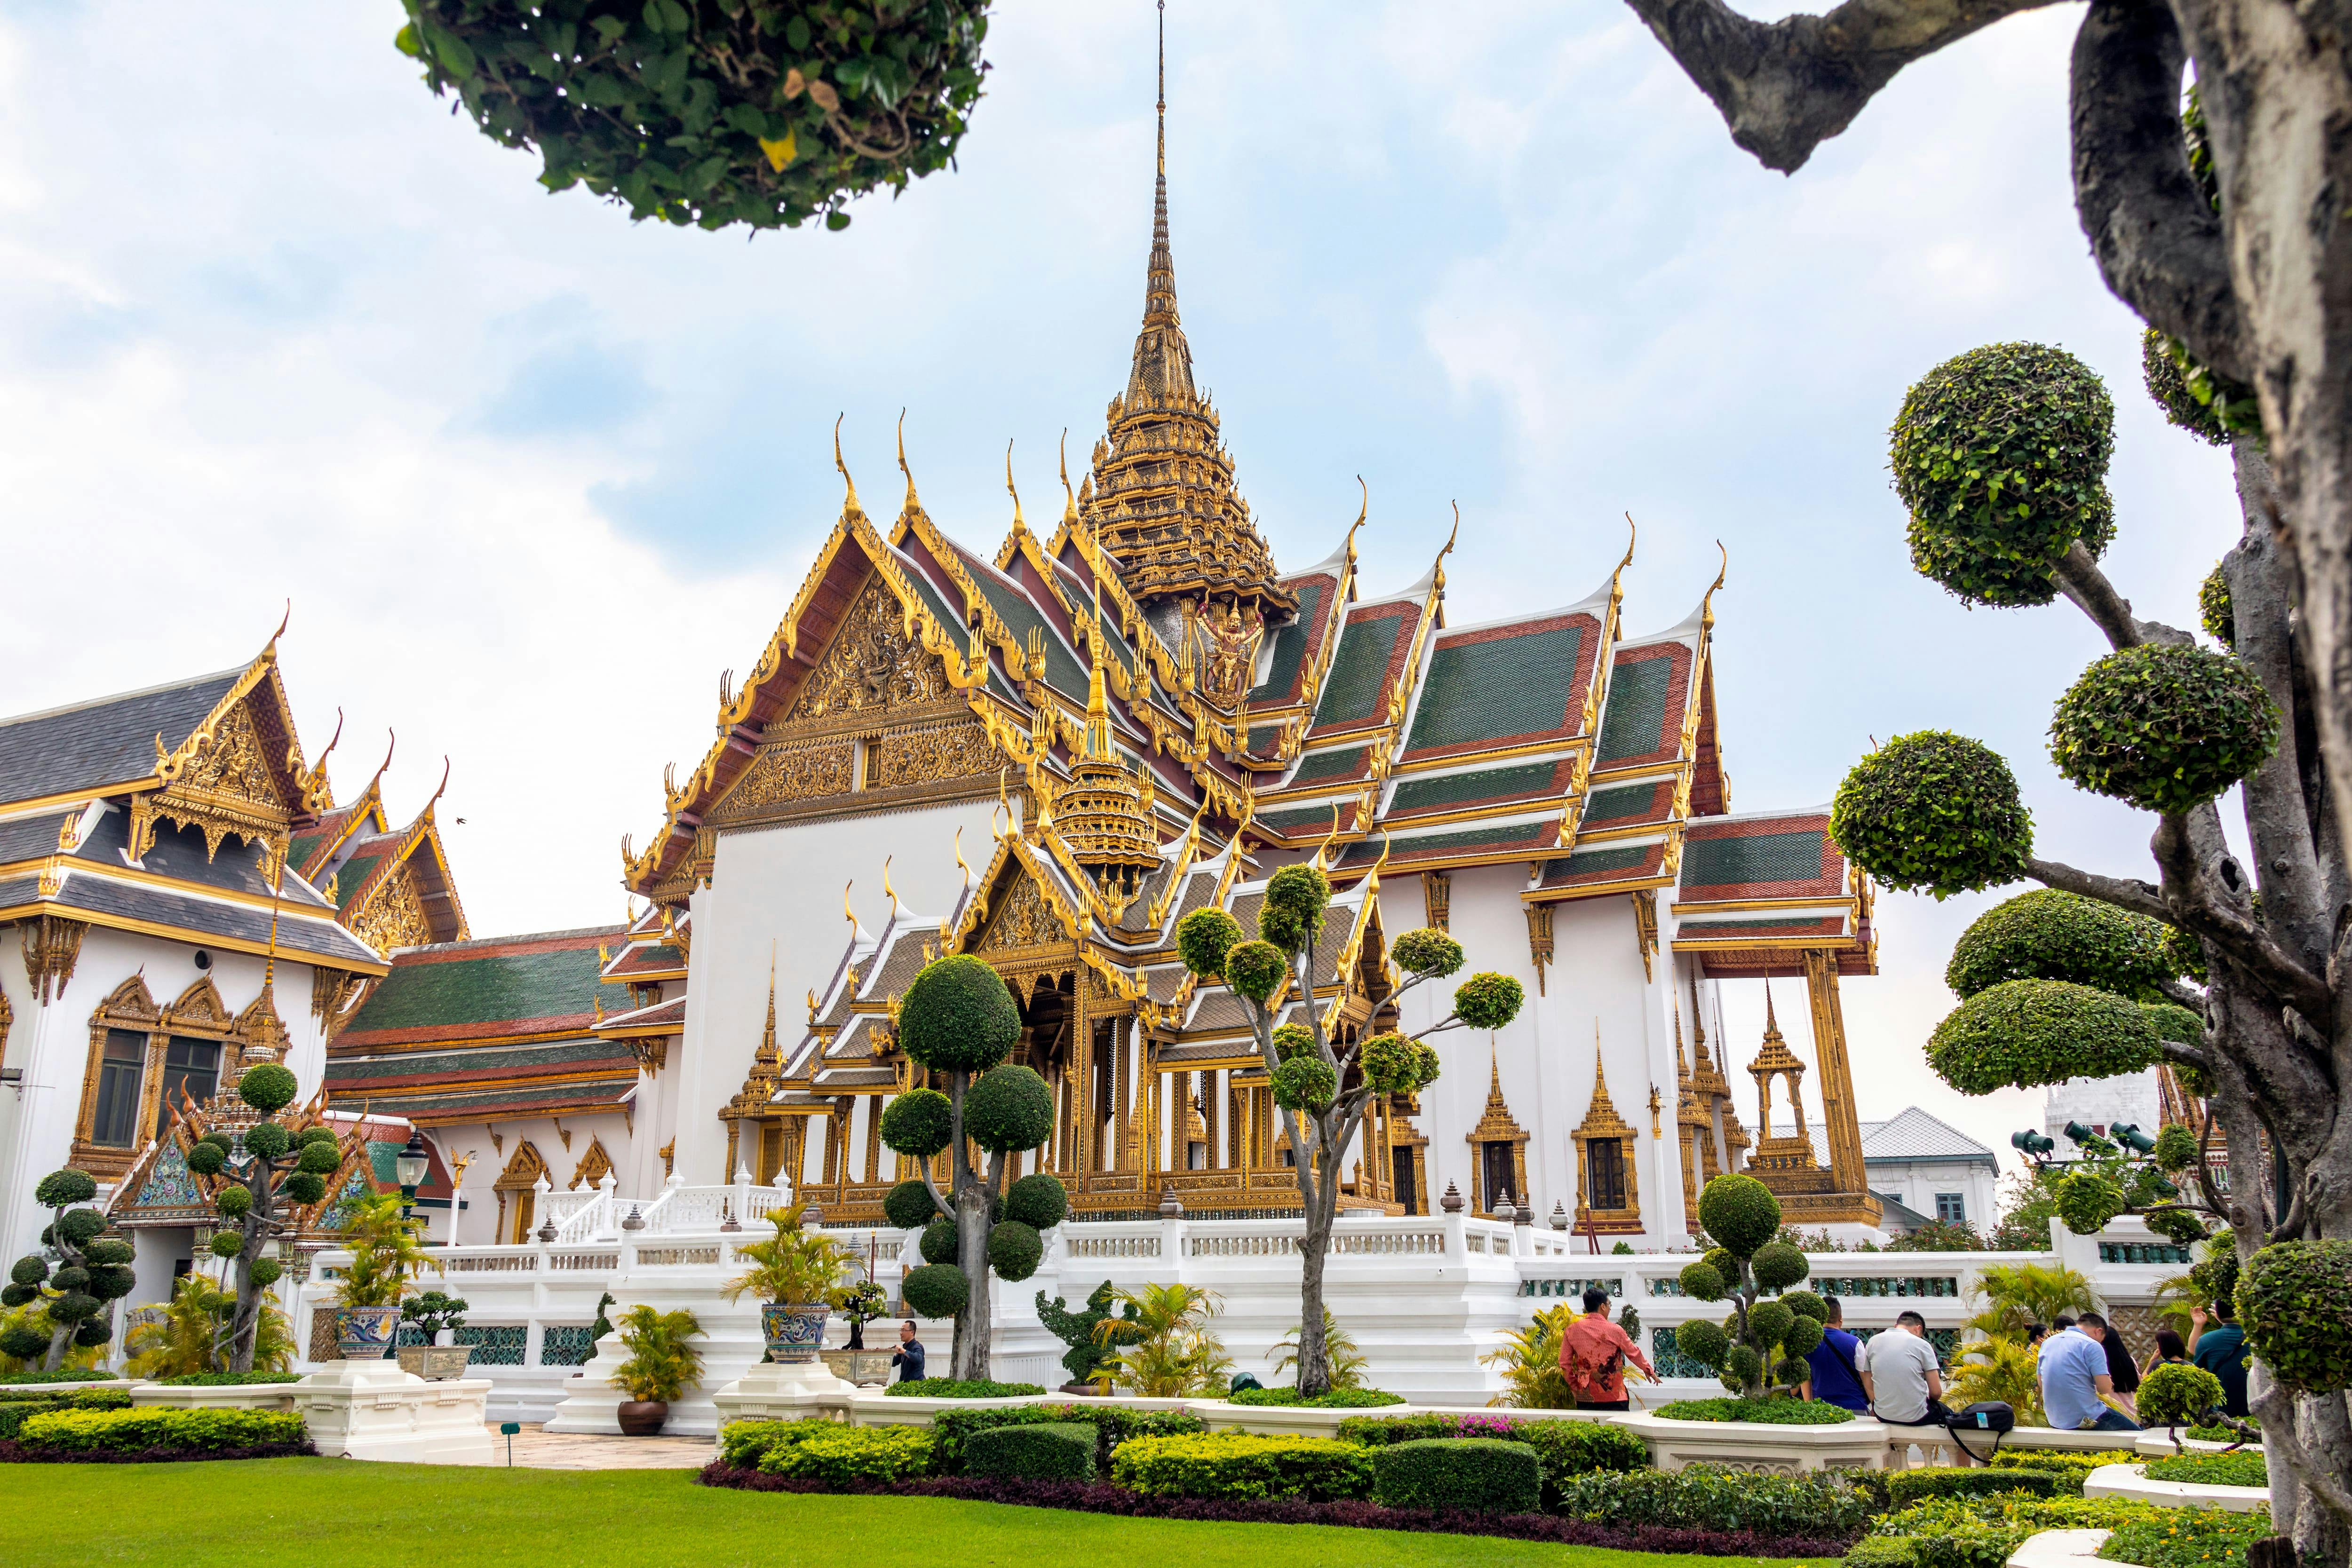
227 1226 263 1375
1292 1121 1343 1397
949 1073 992 1383
41 1319 70 1372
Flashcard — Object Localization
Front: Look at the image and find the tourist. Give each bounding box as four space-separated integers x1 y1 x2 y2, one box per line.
2188 1301 2251 1419
2040 1314 2139 1431
890 1318 925 1384
1863 1310 1949 1431
2098 1315 2141 1418
2143 1327 2191 1374
2023 1323 2046 1350
1802 1295 1870 1414
1558 1287 1654 1411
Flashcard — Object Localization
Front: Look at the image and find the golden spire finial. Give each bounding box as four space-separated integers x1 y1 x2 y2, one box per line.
994 765 1013 840
1059 428 1079 525
897 408 918 511
1702 540 1728 632
1762 977 1779 1037
883 855 899 920
834 413 859 514
1618 512 1638 575
954 826 973 886
266 599 292 658
1005 438 1025 534
1310 800 1344 871
843 880 857 933
1346 477 1368 562
1366 831 1391 892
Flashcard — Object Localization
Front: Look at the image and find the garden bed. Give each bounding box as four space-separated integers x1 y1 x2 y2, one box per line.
1656 1398 1857 1425
696 1464 1858 1558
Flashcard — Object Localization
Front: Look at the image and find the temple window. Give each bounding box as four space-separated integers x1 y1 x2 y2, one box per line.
1586 1136 1627 1211
156 1037 221 1138
1478 1140 1516 1211
1392 1146 1418 1214
91 1029 146 1148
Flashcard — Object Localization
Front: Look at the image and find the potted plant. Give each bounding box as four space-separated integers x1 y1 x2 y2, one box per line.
721 1203 854 1365
396 1291 473 1381
611 1305 702 1435
331 1193 439 1361
823 1280 892 1384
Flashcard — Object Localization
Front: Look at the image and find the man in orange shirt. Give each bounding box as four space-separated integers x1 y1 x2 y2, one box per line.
1558 1287 1656 1410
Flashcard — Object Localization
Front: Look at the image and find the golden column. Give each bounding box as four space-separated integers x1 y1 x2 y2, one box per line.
1802 950 1870 1201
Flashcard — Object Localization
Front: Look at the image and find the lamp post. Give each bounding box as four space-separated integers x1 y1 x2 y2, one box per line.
395 1130 430 1226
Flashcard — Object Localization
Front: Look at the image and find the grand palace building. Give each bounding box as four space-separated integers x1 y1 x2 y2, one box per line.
0 87 1926 1333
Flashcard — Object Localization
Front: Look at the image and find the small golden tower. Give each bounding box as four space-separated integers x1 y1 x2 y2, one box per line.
1056 594 1161 920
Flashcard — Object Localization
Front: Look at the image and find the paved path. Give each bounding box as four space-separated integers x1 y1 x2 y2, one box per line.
472 1422 711 1470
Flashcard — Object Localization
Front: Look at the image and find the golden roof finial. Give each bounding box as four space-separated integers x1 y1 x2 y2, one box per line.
1346 477 1368 563
1005 439 1025 535
1365 831 1391 893
1059 428 1079 525
897 407 918 512
1436 501 1460 593
1702 539 1728 632
954 826 973 887
266 599 292 658
843 879 857 934
834 413 859 515
883 855 899 920
1310 800 1344 871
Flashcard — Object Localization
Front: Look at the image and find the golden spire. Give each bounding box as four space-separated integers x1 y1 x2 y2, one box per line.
1702 540 1729 632
834 414 860 515
1059 429 1080 527
1085 577 1113 762
1146 0 1175 332
756 942 780 1069
897 408 918 512
883 855 900 921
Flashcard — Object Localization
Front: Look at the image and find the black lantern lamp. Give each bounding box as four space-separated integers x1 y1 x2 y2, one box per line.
395 1129 430 1219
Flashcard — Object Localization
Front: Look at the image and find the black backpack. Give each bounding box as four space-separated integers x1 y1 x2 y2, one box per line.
1945 1400 2015 1461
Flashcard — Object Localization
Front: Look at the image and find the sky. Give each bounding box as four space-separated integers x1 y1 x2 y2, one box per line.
0 2 2245 1192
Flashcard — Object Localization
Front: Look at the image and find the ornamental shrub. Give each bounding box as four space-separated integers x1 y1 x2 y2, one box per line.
755 1422 936 1482
961 1420 1097 1482
18 1405 308 1454
1336 1412 1651 1493
1653 1396 1857 1425
238 1063 298 1114
1222 940 1288 1003
2100 1500 2276 1568
919 1218 959 1266
1271 1022 1316 1061
2144 1451 2271 1488
1391 927 1464 977
1002 1172 1067 1230
1885 1467 2062 1508
1111 1432 1375 1502
2139 1362 2228 1427
1926 979 2163 1093
1453 973 1525 1031
929 1401 1203 1470
1673 1318 1732 1368
1700 1175 1781 1257
1678 1262 1727 1303
34 1170 97 1208
1891 341 2115 609
1747 1299 1795 1347
2200 562 2236 649
1176 908 1241 978
964 1065 1053 1153
896 954 1020 1073
1945 890 2180 1003
883 1180 940 1230
1360 1033 1433 1095
1781 1289 1828 1323
984 1220 1041 1282
1224 1386 1404 1408
2234 1239 2352 1394
396 0 990 234
718 1416 844 1468
1551 1462 1876 1536
1833 732 2032 899
1750 1242 1809 1292
2048 643 2280 815
1371 1437 1542 1516
2053 1171 2128 1236
1986 1449 2139 1492
898 1263 968 1320
879 1089 954 1158
2143 327 2233 446
1271 1057 1337 1112
880 1377 1042 1399
1260 864 1330 953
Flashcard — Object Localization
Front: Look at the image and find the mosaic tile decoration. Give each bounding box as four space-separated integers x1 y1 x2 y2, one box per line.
540 1324 598 1366
454 1324 526 1366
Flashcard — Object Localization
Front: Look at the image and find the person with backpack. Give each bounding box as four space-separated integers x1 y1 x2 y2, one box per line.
1558 1287 1655 1410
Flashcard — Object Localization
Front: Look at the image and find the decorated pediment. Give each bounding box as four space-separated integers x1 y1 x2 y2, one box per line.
133 664 318 873
787 573 957 724
350 859 432 955
166 975 234 1032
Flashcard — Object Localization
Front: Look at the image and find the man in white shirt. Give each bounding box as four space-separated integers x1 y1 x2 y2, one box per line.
1863 1310 1947 1427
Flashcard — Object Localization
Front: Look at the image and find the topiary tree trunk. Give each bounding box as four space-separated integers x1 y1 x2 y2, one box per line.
877 953 1064 1382
1172 867 1525 1396
1819 327 2352 1561
182 1064 346 1373
1 1169 136 1370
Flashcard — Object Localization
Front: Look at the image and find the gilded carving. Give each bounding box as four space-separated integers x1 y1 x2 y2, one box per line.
788 576 953 722
727 741 855 810
871 719 998 790
21 914 87 1004
352 863 431 956
132 700 295 869
178 702 285 812
974 876 1066 953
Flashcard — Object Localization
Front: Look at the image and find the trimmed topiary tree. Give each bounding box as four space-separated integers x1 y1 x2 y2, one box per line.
1926 980 2166 1093
393 0 991 234
1667 1175 1826 1401
876 953 1057 1380
1 1170 135 1369
1946 890 2181 1002
1170 870 1523 1395
2233 1241 2352 1396
182 1064 350 1373
1830 732 2033 899
2048 644 2280 816
2137 1362 2227 1431
1034 1278 1140 1387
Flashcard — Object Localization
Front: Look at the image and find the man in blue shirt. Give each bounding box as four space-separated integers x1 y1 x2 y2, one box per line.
890 1319 926 1384
1804 1296 1870 1412
2188 1301 2250 1418
2040 1314 2138 1431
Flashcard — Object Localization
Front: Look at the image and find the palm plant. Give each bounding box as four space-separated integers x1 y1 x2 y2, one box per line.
1946 1333 2047 1427
1482 1303 1604 1409
334 1194 441 1308
721 1203 856 1306
1269 1309 1368 1391
124 1273 293 1378
2148 1270 2209 1338
0 1302 104 1375
1963 1262 2098 1340
1090 1283 1231 1397
612 1305 704 1403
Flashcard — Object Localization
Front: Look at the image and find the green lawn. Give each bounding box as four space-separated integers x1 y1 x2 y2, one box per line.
0 1459 1838 1568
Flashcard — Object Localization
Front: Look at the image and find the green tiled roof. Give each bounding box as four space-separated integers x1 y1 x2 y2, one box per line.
323 1037 627 1083
1255 805 1348 835
1583 781 1668 825
1251 578 1330 704
1542 844 1652 880
963 554 1086 697
1290 746 1367 785
1314 613 1403 729
1388 759 1558 814
341 937 628 1040
335 843 396 912
1676 917 1843 937
1597 656 1674 763
1338 817 1551 866
288 833 327 872
1405 626 1585 752
1683 829 1826 889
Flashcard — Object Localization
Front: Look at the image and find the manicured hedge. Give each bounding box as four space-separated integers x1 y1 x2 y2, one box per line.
1551 1463 1877 1538
1859 1492 2150 1568
1884 1466 2062 1508
882 1378 1044 1399
0 1387 129 1439
2099 1501 2273 1568
18 1406 307 1454
963 1421 1096 1482
1335 1413 1648 1499
1984 1449 2137 1495
1111 1433 1375 1503
1225 1386 1403 1408
1371 1437 1541 1516
2143 1451 2269 1489
1656 1396 1857 1425
718 1417 845 1469
156 1371 300 1386
0 1369 113 1385
929 1402 1204 1471
754 1424 934 1482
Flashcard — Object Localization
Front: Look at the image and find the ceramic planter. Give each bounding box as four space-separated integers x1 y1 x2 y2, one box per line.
761 1301 830 1364
333 1304 402 1361
395 1345 476 1381
616 1399 668 1436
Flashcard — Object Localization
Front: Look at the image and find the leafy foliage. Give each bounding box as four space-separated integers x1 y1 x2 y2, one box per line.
1886 1467 2064 1507
611 1304 703 1403
1944 1335 2047 1427
755 1422 936 1481
880 1376 1043 1397
1111 1432 1376 1502
1891 341 2115 608
963 1064 1053 1153
899 1262 968 1319
1654 1396 1856 1424
722 1202 853 1304
984 1219 1041 1282
1175 908 1241 978
962 1420 1097 1481
2098 1498 2275 1568
1371 1437 1542 1515
334 1193 441 1308
395 0 990 234
1271 1056 1336 1112
1832 731 2032 898
1269 1308 1368 1392
879 1088 954 1158
1551 1463 1878 1537
16 1405 309 1454
1259 864 1330 953
896 954 1020 1073
125 1273 294 1379
1926 979 2163 1093
1002 1172 1067 1230
1089 1283 1231 1397
925 1400 1202 1470
1222 940 1288 1003
2143 327 2233 446
2233 1239 2352 1394
2048 643 2280 815
1391 927 1464 977
883 1179 940 1229
2137 1362 2227 1427
1945 890 2180 1002
1700 1174 1782 1256
237 1063 299 1114
1452 973 1526 1031
1034 1280 1139 1383
2144 1450 2270 1488
1478 1304 1583 1410
5 1168 135 1371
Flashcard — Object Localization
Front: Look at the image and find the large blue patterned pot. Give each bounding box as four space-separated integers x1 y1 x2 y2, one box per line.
334 1305 402 1361
761 1301 830 1364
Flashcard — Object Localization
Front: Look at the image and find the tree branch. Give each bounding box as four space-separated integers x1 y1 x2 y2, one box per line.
2068 0 2249 381
2051 542 2195 650
2026 856 2171 922
2155 977 2207 1009
2252 1385 2352 1523
1622 0 2060 173
2150 815 2331 1019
